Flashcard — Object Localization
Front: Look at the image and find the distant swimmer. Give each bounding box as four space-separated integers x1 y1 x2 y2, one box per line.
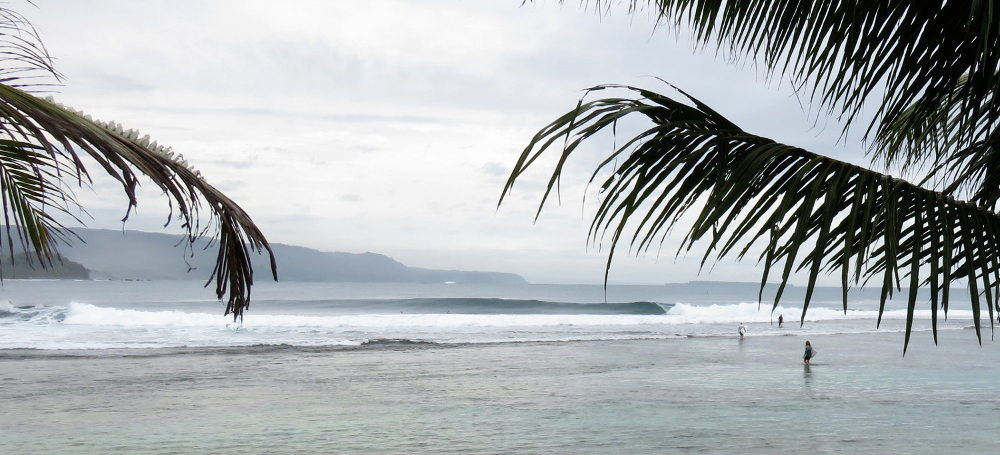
803 340 814 365
778 314 784 328
738 322 747 339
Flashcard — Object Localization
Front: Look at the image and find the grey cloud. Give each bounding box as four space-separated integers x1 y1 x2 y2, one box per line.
205 158 254 169
33 0 871 285
93 74 155 92
123 105 443 124
214 180 249 191
480 161 508 177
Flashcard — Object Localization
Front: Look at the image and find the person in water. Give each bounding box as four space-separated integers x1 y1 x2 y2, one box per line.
738 322 747 339
778 314 784 327
803 341 814 365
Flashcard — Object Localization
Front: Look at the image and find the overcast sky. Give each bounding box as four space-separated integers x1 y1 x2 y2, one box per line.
26 0 870 284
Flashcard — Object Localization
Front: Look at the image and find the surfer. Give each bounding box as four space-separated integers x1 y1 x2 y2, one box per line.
803 340 814 365
778 314 784 328
738 322 747 339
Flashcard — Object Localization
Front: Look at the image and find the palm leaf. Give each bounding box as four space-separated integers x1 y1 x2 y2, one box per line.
501 84 1000 351
559 1 1000 176
0 6 60 87
871 73 1000 215
0 6 275 319
0 138 80 273
0 89 278 319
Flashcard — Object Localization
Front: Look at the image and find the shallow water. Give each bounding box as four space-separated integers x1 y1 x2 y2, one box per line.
2 280 998 453
3 332 999 454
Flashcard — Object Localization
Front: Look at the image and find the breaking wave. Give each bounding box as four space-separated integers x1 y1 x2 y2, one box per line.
0 300 980 351
665 302 976 324
252 297 670 315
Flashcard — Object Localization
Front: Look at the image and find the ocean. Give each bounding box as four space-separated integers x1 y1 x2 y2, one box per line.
2 280 999 453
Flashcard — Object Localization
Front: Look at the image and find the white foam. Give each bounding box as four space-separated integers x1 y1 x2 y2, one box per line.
65 302 228 327
665 302 975 324
53 301 987 330
63 302 678 328
0 301 984 350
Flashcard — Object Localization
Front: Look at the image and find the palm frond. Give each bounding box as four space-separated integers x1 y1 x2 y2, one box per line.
0 6 60 87
872 73 1000 212
0 5 274 319
562 0 1000 168
0 86 276 320
501 84 1000 352
0 138 80 274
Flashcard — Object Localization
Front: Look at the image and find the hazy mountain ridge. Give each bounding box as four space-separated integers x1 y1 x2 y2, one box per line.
0 252 90 279
4 228 526 284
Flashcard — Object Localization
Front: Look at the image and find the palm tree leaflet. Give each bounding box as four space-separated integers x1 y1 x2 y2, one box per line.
503 1 1000 351
0 7 275 319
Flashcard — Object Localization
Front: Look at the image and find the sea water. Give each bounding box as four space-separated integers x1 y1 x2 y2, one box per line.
1 280 999 453
0 280 984 350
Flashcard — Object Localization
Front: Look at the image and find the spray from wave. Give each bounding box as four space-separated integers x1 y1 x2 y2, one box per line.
0 301 67 324
49 301 980 327
665 302 976 324
0 300 980 351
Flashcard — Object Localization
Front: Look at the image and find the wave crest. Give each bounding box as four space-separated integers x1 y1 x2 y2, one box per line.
0 301 67 324
666 302 975 324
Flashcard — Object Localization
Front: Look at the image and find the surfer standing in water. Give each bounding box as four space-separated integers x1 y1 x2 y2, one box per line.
738 322 747 339
803 341 814 365
778 314 784 327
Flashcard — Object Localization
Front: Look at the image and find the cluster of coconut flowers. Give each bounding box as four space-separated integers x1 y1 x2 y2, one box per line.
42 95 205 181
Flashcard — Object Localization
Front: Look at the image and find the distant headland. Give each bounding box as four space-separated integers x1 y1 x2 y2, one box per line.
1 228 526 285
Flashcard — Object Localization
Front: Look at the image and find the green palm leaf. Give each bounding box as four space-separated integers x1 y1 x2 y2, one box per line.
501 84 1000 352
0 138 80 271
562 1 1000 175
0 6 275 319
0 89 278 319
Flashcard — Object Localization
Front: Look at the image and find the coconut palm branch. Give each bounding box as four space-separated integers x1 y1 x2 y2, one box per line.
873 73 1000 211
506 1 1000 348
0 6 275 319
581 0 1000 158
501 84 1000 352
